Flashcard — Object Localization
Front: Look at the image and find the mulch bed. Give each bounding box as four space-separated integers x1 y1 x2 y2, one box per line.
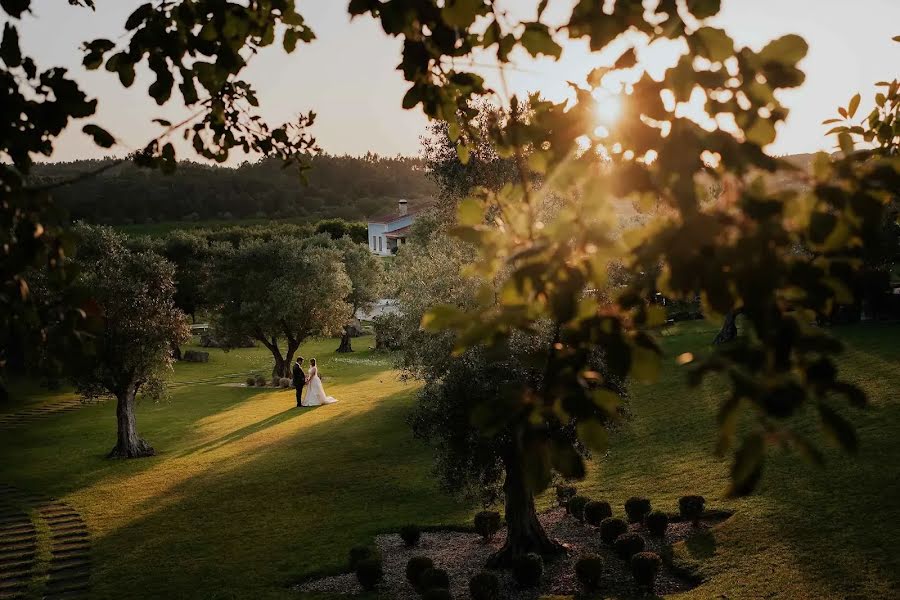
296 508 731 598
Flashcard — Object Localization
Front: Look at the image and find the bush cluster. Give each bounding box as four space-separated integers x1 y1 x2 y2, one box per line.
474 511 501 541
567 495 589 522
511 552 543 589
419 567 450 593
646 510 669 537
599 517 628 545
254 375 266 387
631 551 662 589
574 554 604 592
584 500 612 526
400 524 421 547
355 557 383 591
614 532 646 560
469 571 500 600
348 545 376 571
624 497 652 523
405 556 433 588
279 377 291 388
679 495 706 524
555 484 577 507
245 376 256 386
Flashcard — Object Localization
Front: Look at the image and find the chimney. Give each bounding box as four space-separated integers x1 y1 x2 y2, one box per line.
398 199 408 216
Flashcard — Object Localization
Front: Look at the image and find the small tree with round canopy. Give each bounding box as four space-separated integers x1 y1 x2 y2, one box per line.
67 224 189 458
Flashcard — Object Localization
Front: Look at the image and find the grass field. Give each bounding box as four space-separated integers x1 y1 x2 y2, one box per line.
1 324 897 599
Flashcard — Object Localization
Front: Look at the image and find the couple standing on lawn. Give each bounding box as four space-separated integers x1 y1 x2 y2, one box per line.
292 357 338 407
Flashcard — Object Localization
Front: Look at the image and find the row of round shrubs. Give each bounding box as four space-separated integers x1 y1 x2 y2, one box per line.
407 555 504 599
575 552 662 593
245 375 293 388
559 486 706 531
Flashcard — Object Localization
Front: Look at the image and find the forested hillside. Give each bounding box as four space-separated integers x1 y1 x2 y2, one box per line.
30 153 435 226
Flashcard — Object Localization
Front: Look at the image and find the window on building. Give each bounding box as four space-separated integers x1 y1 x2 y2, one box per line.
378 237 383 252
371 236 376 250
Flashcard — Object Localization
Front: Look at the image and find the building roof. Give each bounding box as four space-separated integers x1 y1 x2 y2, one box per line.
384 225 411 239
367 207 422 224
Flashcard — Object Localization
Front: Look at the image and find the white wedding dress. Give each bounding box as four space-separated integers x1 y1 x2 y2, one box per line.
301 366 338 406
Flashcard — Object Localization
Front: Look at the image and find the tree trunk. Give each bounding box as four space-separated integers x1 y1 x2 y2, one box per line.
108 386 154 459
712 309 741 345
488 439 565 567
171 340 182 361
336 328 353 353
271 354 288 380
284 339 300 375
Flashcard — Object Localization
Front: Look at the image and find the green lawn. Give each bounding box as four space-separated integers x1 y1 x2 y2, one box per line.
1 325 898 599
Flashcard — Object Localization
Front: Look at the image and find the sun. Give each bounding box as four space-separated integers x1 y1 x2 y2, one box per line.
594 92 623 126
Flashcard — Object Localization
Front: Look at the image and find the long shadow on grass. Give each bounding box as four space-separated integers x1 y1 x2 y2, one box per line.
178 405 320 456
84 389 472 599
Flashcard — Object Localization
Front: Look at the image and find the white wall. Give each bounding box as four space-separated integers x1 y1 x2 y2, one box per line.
367 215 414 256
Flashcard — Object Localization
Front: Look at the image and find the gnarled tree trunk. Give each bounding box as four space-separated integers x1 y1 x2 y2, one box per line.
108 385 154 459
488 436 565 567
336 328 353 353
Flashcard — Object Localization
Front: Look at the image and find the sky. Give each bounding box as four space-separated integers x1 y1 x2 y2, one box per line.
14 0 900 163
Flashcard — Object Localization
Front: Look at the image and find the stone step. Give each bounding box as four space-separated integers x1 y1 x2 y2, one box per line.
0 553 34 568
48 561 90 576
0 578 29 592
51 531 88 542
0 543 36 557
0 571 31 586
50 547 89 561
49 525 86 536
0 524 33 536
0 534 35 546
0 557 33 573
43 518 80 528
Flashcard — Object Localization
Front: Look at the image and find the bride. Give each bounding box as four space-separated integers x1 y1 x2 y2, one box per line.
301 358 338 406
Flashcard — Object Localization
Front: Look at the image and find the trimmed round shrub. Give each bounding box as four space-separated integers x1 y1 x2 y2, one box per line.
405 556 433 587
567 495 589 521
348 545 375 570
584 500 613 526
555 484 577 507
400 524 421 547
355 557 383 591
614 532 646 560
254 375 267 387
270 376 281 387
469 570 500 600
419 567 450 593
279 377 291 388
679 495 706 525
474 510 501 541
631 551 662 589
624 497 652 523
646 510 669 537
422 589 452 600
511 552 543 588
245 376 255 387
574 554 604 592
599 517 628 544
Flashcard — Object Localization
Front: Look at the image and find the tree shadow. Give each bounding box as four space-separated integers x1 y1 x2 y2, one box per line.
683 529 716 560
178 405 319 456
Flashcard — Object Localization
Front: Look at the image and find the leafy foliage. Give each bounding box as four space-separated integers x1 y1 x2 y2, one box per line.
584 500 613 526
511 552 543 588
678 495 706 525
613 532 645 560
599 517 628 545
405 555 433 588
348 545 376 571
473 510 501 541
645 510 669 537
399 524 421 547
469 570 500 600
574 554 605 592
630 551 662 589
555 484 576 507
624 497 652 524
418 567 450 593
354 556 383 591
567 495 589 522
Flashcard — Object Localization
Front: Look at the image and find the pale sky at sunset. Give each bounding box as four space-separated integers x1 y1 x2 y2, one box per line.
15 0 900 163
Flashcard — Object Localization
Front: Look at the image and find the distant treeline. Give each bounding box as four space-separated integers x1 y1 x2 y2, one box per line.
30 153 435 226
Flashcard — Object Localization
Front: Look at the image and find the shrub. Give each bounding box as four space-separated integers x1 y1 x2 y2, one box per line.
422 589 452 600
348 545 375 571
511 552 543 588
646 511 669 537
599 517 628 545
373 313 403 351
355 557 383 591
473 510 501 541
254 375 267 387
567 495 589 521
270 376 281 387
614 532 646 560
584 500 612 526
279 377 291 388
631 551 662 589
245 377 255 386
555 484 577 507
469 571 500 600
679 495 706 525
405 556 433 587
400 524 421 547
573 554 604 592
419 568 450 593
624 497 652 523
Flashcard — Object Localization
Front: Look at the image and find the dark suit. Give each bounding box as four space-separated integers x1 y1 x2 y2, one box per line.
292 362 306 406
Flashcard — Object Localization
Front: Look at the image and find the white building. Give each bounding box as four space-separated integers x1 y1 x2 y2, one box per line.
367 199 418 256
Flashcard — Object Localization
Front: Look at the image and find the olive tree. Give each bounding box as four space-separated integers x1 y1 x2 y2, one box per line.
208 237 350 378
68 224 189 458
333 238 383 353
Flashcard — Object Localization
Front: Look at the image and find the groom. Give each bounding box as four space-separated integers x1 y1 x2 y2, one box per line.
292 357 306 407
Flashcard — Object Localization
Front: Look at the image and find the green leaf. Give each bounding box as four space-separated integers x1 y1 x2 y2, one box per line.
520 23 562 59
1 23 22 68
576 419 608 453
745 117 776 146
82 124 115 148
441 0 484 29
420 305 462 332
457 197 482 226
838 132 854 156
283 29 299 53
818 403 858 453
758 34 808 65
847 93 861 118
694 27 733 62
688 0 721 19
